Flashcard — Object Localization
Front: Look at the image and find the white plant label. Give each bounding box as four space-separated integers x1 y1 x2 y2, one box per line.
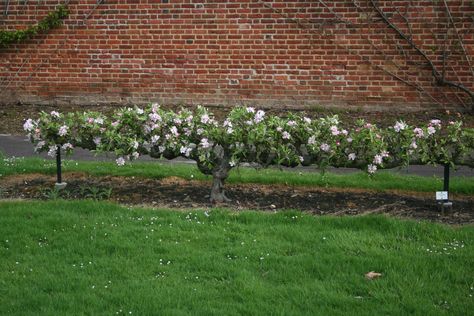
436 191 448 200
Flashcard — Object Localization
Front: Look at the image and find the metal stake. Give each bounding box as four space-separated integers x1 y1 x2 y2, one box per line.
56 145 62 184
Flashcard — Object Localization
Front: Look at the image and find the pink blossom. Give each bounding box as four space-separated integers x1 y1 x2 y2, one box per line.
414 128 424 138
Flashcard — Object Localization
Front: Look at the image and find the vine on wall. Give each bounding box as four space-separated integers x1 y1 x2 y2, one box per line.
0 5 69 48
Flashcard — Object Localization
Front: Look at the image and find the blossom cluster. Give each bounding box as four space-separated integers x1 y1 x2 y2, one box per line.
24 105 474 174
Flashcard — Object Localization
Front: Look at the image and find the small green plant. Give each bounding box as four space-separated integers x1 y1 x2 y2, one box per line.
40 187 68 200
79 185 112 200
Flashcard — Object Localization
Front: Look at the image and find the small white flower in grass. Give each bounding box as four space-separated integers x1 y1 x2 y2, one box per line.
308 136 316 145
116 157 126 166
299 156 304 163
303 117 311 124
62 143 73 151
136 108 144 114
132 152 139 160
367 164 377 174
47 145 57 157
223 119 232 127
174 118 182 125
50 111 60 118
58 125 68 137
381 151 389 158
287 120 296 127
427 126 436 135
23 119 35 131
94 118 104 125
159 146 165 153
410 141 418 149
347 137 353 143
282 131 291 139
414 128 424 138
229 160 236 167
227 127 233 134
197 128 204 135
341 129 348 136
245 120 253 125
348 153 356 161
111 121 120 127
132 141 139 150
186 115 193 123
151 135 160 144
276 126 283 132
320 143 330 152
394 121 407 132
246 107 255 113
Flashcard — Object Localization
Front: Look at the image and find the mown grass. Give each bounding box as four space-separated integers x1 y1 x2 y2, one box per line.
0 200 473 315
1 156 474 195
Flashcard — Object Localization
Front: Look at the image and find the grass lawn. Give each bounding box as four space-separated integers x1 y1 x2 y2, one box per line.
1 156 474 195
0 200 473 315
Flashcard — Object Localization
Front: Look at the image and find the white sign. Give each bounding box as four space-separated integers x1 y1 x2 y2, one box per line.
436 191 448 200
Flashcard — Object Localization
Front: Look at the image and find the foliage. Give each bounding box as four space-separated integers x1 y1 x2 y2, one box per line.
0 5 69 48
23 104 474 202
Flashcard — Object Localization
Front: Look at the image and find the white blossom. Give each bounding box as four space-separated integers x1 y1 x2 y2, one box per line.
427 126 436 135
58 125 68 137
367 164 377 174
151 135 160 144
200 138 212 149
394 121 407 132
62 143 73 151
149 113 161 122
23 119 35 132
35 141 46 152
320 143 330 152
50 111 60 118
282 131 291 139
246 107 255 113
47 145 57 157
308 136 316 145
287 120 296 127
200 114 210 124
116 157 126 166
254 110 265 123
373 154 383 165
330 126 339 136
348 153 356 161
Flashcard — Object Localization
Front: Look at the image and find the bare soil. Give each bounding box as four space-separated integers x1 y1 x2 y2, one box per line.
1 172 473 225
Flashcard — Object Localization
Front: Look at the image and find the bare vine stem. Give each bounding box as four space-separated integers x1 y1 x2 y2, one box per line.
370 0 474 112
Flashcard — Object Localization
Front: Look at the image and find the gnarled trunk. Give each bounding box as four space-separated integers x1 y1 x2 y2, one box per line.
210 160 231 203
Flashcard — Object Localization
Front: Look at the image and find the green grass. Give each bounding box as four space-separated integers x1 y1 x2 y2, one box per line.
1 156 474 195
0 200 473 315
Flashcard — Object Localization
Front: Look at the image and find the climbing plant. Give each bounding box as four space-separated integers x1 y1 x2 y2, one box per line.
0 5 69 48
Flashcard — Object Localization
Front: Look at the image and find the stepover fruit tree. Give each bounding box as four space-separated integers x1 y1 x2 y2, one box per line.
24 105 474 203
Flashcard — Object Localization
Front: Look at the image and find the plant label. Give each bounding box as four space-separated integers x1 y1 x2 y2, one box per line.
436 191 448 200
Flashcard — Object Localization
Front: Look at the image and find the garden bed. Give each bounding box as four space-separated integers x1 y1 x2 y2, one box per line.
2 172 473 225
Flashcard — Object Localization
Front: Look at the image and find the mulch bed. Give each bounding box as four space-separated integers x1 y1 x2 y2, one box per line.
1 172 473 225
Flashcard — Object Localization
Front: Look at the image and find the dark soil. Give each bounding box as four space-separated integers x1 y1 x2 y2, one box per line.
1 172 473 225
2 103 473 135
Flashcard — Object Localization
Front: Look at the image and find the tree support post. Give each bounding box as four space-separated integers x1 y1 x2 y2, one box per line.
55 145 67 190
439 163 452 214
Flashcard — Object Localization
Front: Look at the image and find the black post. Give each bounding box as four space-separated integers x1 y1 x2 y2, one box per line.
56 145 62 184
443 163 449 200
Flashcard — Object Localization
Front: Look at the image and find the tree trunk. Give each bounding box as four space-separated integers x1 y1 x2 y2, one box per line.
210 174 230 203
209 156 231 203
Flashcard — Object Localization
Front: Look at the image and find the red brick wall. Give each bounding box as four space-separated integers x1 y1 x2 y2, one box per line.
0 0 473 111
